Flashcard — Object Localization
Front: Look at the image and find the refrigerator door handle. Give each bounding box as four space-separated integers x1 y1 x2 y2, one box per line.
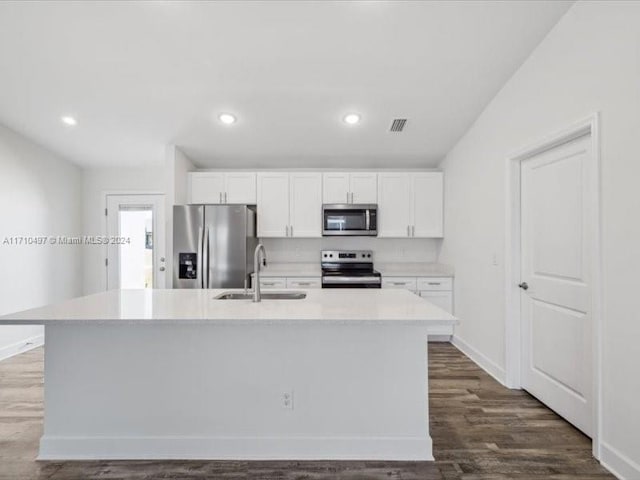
203 226 209 289
197 226 204 288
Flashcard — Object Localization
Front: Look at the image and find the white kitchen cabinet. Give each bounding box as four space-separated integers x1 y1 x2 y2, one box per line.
418 291 453 313
381 277 417 291
411 172 443 238
377 173 412 237
259 277 287 289
253 276 321 289
377 172 443 238
257 173 290 237
286 277 321 289
289 173 322 237
322 172 377 204
322 172 350 204
258 172 322 238
225 172 257 204
189 172 256 204
189 172 225 204
382 274 454 339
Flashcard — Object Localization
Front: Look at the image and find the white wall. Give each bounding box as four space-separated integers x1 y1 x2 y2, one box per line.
0 123 82 360
263 238 440 264
82 167 165 295
438 2 640 477
164 146 195 282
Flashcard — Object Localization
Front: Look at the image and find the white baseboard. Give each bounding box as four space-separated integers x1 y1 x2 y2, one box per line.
600 442 640 480
451 335 506 386
0 333 44 362
38 435 433 461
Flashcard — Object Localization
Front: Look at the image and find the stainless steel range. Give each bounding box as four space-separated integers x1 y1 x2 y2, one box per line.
321 250 381 288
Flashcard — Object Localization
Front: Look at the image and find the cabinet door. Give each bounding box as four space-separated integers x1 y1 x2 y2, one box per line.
419 291 453 314
189 172 225 204
225 172 256 204
322 172 349 204
257 173 289 237
286 277 322 289
259 277 287 289
381 277 417 291
350 172 377 204
377 173 411 237
411 172 443 237
289 172 322 237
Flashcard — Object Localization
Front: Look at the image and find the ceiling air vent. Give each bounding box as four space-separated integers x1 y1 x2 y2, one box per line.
390 118 407 132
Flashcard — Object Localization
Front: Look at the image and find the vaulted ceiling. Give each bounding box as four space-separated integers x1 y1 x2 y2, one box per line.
0 1 572 168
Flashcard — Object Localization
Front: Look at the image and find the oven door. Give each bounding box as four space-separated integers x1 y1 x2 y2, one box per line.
322 204 377 236
321 276 382 288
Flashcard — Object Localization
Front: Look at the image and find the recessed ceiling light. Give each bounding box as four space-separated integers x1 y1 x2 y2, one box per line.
61 116 77 126
219 113 236 125
343 113 361 125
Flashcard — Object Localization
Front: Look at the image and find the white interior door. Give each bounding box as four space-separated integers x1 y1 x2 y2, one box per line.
106 194 166 290
520 134 592 436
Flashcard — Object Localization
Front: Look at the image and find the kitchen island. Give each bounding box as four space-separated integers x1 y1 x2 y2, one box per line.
0 288 456 461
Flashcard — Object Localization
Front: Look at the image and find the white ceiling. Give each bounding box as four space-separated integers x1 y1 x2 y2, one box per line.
0 1 572 169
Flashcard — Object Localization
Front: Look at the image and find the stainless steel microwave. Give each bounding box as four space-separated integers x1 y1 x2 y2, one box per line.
322 204 378 236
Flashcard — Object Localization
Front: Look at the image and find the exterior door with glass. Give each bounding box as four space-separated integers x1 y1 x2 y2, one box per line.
106 194 166 289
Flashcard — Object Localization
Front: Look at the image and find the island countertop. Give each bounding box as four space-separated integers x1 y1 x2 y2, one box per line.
0 288 457 326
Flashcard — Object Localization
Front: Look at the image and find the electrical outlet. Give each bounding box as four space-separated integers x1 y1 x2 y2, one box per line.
282 390 294 410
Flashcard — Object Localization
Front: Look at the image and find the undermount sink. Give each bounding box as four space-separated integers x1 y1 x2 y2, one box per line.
215 291 307 300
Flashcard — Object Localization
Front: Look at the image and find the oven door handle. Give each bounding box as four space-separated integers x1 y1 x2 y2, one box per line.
322 276 381 284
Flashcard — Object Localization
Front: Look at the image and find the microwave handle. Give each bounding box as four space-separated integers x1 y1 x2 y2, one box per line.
365 209 370 231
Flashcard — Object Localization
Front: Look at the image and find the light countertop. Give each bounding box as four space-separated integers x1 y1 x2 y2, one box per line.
256 262 453 278
377 263 454 277
0 288 457 326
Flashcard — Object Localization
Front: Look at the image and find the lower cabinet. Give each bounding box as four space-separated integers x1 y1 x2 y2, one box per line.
382 275 454 340
255 276 321 289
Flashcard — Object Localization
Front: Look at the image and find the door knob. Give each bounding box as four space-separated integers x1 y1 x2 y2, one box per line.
159 266 166 272
518 282 529 290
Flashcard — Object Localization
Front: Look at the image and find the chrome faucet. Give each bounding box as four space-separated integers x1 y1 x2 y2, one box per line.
253 244 267 302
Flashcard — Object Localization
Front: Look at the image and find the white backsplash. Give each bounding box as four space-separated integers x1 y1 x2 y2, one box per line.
261 238 442 264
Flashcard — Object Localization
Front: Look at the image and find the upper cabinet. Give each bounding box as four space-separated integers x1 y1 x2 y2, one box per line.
188 172 256 204
188 170 442 239
257 172 322 238
378 172 443 238
322 172 377 204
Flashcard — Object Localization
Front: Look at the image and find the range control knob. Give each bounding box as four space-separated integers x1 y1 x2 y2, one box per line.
367 253 371 258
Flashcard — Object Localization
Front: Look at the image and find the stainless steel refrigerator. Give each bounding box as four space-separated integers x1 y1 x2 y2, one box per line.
173 205 258 289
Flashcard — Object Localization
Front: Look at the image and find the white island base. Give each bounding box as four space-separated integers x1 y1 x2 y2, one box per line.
0 289 456 461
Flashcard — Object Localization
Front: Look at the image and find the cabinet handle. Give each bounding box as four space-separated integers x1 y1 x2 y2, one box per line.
219 192 222 203
392 282 407 286
224 192 227 203
407 225 410 237
262 282 276 286
290 225 293 236
411 225 415 237
347 192 350 203
297 282 311 286
285 225 289 237
428 282 441 285
350 192 354 203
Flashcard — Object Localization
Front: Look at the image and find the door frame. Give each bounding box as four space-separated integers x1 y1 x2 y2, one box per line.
504 113 602 459
103 191 166 291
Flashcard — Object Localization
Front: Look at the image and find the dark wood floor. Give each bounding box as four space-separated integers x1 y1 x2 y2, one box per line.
0 343 613 480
